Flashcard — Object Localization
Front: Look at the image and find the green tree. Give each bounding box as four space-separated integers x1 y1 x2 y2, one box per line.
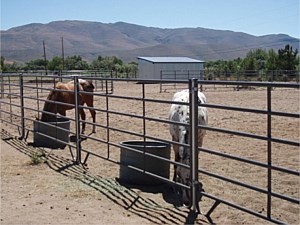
243 49 268 71
25 58 47 70
277 44 298 70
2 62 22 72
0 56 5 71
234 57 243 71
296 56 300 71
64 55 89 70
242 56 258 71
127 61 138 74
48 56 63 71
90 56 123 71
265 49 278 71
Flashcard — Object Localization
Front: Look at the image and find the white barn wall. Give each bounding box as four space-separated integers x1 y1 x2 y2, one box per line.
153 63 204 79
137 57 205 80
138 59 155 79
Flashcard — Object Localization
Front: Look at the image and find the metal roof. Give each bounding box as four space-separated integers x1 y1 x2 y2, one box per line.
137 57 204 63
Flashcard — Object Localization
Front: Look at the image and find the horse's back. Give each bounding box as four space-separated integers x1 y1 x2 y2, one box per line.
56 82 75 91
53 80 94 106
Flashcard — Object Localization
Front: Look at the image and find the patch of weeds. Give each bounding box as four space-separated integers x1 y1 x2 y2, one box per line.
30 150 47 165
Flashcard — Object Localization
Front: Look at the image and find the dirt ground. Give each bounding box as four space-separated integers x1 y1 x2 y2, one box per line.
1 81 299 224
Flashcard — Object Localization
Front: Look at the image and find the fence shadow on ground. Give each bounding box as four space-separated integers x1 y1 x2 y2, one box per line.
1 129 212 225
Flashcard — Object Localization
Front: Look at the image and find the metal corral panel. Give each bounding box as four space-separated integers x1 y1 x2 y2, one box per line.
137 57 205 79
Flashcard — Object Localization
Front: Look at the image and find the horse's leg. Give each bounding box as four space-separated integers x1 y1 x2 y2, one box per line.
79 108 86 134
171 136 183 205
60 110 66 116
172 136 180 182
85 97 96 133
174 151 180 182
90 108 96 133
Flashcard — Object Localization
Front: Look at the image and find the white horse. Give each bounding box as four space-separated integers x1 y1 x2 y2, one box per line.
169 89 208 206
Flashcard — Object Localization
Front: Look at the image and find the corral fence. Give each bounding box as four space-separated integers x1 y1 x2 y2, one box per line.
3 69 136 79
0 73 299 224
160 69 300 92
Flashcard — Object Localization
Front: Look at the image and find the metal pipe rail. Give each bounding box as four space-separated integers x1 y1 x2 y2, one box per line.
203 103 300 118
1 74 299 224
203 125 299 146
199 146 299 176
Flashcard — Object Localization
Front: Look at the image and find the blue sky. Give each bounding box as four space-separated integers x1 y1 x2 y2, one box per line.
1 0 299 38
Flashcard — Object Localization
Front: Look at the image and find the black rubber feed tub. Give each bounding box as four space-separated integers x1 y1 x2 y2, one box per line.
119 140 171 185
33 117 70 149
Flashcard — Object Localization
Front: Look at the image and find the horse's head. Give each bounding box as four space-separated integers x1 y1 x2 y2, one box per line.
176 148 192 206
176 153 203 207
79 79 95 92
40 90 59 122
177 130 203 207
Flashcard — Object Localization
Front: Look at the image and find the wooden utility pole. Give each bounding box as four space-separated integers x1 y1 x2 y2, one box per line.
60 37 65 81
61 37 65 72
43 40 48 75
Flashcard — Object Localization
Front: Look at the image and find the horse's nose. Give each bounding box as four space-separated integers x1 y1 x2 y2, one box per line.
183 198 190 207
182 190 191 207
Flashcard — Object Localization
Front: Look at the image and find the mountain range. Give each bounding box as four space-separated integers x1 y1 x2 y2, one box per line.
1 20 299 63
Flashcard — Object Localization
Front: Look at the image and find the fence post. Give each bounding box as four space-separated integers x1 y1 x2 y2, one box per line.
189 78 200 213
0 74 4 99
160 71 162 93
106 80 110 159
19 73 25 140
267 86 272 219
74 76 81 164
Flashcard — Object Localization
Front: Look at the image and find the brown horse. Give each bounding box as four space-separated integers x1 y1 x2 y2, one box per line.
40 79 96 133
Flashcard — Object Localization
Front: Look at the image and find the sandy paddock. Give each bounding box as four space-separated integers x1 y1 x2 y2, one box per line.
1 80 299 224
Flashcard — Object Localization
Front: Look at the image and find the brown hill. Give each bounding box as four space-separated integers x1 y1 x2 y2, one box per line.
1 20 299 62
